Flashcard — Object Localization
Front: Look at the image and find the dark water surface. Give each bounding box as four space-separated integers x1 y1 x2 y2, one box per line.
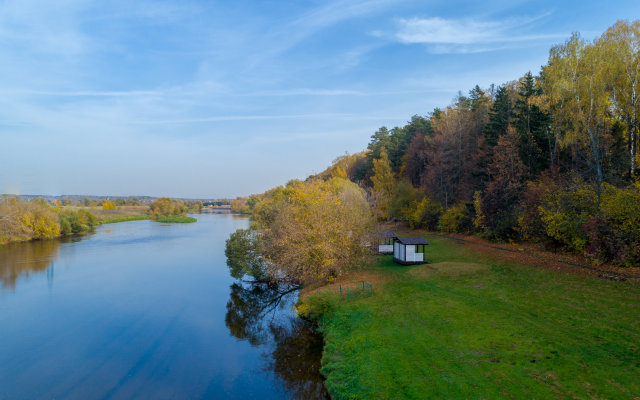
0 213 328 399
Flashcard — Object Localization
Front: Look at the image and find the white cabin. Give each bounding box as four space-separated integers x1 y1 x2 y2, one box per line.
377 232 396 254
393 236 429 265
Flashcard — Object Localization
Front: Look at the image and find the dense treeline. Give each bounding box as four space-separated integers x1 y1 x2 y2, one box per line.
315 21 640 266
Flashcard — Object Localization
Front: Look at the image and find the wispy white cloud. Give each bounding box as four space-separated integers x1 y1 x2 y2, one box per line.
243 0 398 66
392 12 565 53
396 17 501 45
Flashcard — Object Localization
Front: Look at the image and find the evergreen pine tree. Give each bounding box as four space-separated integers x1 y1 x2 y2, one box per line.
483 85 511 147
513 72 551 176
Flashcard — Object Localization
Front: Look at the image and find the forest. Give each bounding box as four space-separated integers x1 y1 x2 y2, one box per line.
235 20 640 269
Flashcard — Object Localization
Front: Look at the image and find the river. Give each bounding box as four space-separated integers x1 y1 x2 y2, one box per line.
0 212 328 399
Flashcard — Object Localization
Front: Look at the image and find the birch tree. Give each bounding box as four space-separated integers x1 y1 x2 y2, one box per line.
598 20 640 178
371 149 395 220
542 33 610 206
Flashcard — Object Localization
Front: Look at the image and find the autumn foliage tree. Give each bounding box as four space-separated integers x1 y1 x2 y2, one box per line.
226 178 374 285
474 127 527 240
599 20 640 177
148 198 187 218
0 197 99 243
371 149 394 220
102 200 116 210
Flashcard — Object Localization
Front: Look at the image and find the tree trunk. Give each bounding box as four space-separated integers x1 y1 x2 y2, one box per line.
630 121 637 178
588 126 603 211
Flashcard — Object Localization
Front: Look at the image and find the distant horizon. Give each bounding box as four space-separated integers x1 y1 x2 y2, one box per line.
2 0 639 197
1 193 233 201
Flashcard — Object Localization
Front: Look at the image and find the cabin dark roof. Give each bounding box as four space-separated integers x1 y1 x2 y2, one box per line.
396 237 430 245
379 231 398 238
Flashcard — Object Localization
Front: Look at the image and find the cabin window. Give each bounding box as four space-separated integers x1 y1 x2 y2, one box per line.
416 244 425 254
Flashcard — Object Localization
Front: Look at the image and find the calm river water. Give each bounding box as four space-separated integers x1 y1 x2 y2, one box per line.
0 212 328 399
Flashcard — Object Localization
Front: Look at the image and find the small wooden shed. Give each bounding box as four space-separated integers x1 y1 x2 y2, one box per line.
377 231 397 254
393 236 429 265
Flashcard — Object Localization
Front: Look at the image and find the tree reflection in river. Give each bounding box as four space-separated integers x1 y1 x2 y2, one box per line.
225 282 330 399
0 234 92 289
0 239 60 288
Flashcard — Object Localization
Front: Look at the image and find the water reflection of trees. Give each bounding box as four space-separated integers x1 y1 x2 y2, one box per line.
269 318 329 399
225 283 299 346
225 283 329 399
0 240 60 288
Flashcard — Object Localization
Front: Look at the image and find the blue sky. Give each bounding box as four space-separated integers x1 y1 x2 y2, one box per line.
1 0 638 198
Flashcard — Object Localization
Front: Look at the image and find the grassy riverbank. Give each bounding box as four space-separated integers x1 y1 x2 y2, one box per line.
155 215 197 223
80 205 149 222
99 215 149 224
306 235 640 399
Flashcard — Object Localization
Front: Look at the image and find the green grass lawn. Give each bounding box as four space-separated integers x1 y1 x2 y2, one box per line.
98 215 150 224
315 235 640 399
155 215 197 223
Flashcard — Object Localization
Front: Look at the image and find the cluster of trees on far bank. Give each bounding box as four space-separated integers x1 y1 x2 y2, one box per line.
0 197 100 243
148 197 199 223
229 20 640 275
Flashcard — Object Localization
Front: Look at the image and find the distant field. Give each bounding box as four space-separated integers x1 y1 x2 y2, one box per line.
312 235 640 399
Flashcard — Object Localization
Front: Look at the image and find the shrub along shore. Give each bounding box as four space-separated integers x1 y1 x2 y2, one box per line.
299 235 640 399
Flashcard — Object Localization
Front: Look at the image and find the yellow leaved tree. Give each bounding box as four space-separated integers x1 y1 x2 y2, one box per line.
371 148 394 220
227 178 374 285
